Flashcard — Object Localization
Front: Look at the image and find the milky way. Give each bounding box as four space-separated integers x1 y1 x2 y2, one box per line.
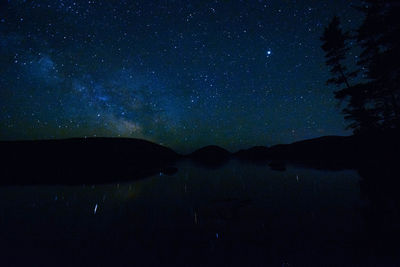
0 0 361 152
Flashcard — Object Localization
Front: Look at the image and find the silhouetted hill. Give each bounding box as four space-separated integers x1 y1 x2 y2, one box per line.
2 130 398 184
266 135 356 160
234 130 400 166
0 138 180 185
188 145 231 166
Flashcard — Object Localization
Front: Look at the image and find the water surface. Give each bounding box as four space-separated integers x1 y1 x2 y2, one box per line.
0 160 398 266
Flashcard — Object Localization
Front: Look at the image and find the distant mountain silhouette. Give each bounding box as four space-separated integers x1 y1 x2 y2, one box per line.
1 130 398 184
234 130 400 167
187 145 231 167
266 135 356 161
0 138 180 185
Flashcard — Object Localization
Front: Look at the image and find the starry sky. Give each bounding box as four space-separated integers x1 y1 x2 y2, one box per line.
0 0 361 152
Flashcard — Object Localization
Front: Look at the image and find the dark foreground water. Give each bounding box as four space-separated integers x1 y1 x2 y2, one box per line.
0 160 399 266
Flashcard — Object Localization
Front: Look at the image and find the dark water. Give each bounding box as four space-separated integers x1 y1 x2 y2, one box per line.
0 160 399 266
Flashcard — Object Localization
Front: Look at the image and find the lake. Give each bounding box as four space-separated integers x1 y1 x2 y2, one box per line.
0 160 399 266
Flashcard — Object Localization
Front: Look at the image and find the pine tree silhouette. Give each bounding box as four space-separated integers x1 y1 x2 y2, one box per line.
321 1 400 133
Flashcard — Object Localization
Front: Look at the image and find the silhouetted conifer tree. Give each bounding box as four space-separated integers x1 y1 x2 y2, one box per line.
321 1 400 133
356 0 400 129
320 16 357 89
320 16 367 132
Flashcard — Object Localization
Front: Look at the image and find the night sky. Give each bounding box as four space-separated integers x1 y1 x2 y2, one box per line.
0 0 361 152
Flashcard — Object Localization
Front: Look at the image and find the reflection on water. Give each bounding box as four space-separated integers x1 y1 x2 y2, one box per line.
0 160 399 266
